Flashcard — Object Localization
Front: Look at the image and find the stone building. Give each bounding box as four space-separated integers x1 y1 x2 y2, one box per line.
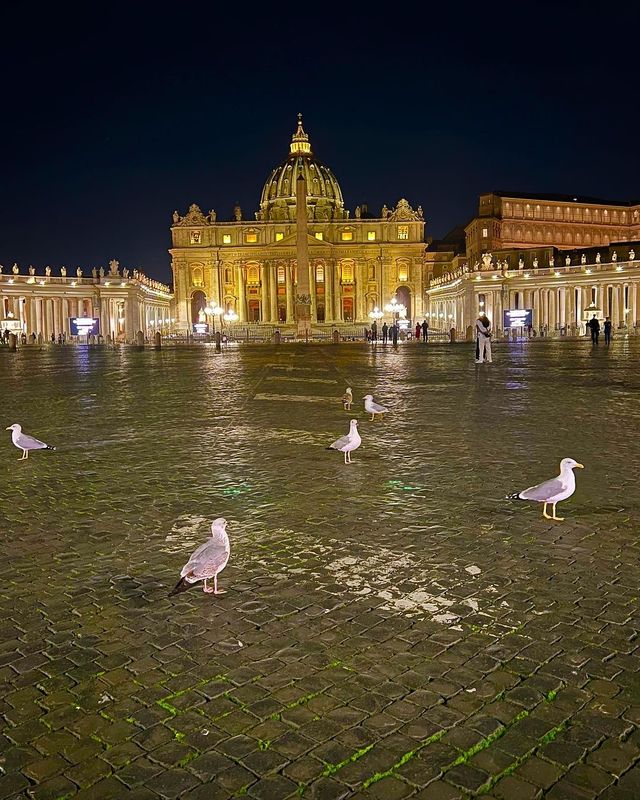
427 189 640 337
0 260 173 341
169 116 426 332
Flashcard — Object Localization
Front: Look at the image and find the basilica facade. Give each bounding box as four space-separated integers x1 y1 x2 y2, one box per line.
169 116 426 332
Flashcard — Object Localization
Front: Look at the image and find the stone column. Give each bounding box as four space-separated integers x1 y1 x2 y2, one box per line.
630 282 638 328
334 262 342 321
285 262 294 322
612 285 620 327
309 262 317 323
269 264 278 322
324 259 334 323
260 263 270 323
236 264 247 322
355 260 366 322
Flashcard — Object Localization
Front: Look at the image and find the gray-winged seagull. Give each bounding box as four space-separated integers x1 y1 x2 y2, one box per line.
169 518 230 596
6 423 56 460
328 419 361 464
509 458 584 520
363 394 388 421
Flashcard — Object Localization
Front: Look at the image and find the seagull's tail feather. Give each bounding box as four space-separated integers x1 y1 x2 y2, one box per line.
169 576 194 597
505 492 522 500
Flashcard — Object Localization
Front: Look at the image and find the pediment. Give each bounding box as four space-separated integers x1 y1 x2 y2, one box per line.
274 232 332 248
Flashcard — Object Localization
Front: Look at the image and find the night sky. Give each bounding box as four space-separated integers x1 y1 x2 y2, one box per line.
2 5 638 284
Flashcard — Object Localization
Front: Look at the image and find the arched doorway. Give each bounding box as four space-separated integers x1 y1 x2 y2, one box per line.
395 286 412 321
191 290 206 326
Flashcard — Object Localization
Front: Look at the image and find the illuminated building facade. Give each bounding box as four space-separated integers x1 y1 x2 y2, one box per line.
0 260 173 341
170 116 426 332
427 190 640 337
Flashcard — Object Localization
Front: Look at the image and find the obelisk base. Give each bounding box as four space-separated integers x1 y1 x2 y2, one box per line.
296 303 312 339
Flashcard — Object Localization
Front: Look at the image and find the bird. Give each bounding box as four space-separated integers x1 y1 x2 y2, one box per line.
363 394 388 421
327 419 361 464
508 458 584 521
6 423 56 460
169 518 231 596
342 387 353 410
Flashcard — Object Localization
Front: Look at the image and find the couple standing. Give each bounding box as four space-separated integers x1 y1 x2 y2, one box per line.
475 314 492 363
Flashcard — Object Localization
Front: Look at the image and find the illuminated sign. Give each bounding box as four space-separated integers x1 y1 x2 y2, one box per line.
1 319 23 333
192 323 209 334
503 309 532 328
70 317 100 336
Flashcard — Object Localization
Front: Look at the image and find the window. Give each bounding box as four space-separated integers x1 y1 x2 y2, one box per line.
247 266 259 284
245 233 258 243
315 263 324 283
367 231 376 241
222 234 231 244
341 262 354 282
397 262 408 282
275 232 284 241
341 231 353 241
397 225 409 240
482 227 488 238
277 266 285 284
224 268 232 283
315 232 324 240
190 230 202 244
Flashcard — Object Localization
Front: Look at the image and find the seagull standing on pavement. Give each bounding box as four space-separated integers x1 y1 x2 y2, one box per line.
327 419 361 464
507 458 584 521
342 387 353 410
5 424 56 460
363 394 388 421
169 518 231 596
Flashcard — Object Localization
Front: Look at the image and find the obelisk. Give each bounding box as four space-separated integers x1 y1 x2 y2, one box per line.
295 170 312 338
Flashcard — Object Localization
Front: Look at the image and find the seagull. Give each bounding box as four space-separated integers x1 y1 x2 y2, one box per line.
6 423 56 460
363 394 388 421
342 387 353 410
508 458 584 521
169 518 230 596
327 419 361 464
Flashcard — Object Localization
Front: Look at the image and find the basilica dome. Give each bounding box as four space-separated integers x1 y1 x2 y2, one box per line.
258 115 346 222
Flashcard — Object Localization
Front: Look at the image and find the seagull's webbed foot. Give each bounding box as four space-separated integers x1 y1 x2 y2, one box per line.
214 589 227 595
551 515 565 521
203 579 214 593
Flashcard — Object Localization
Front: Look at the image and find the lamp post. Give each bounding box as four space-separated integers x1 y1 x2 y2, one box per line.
223 309 239 333
204 303 224 335
384 296 406 325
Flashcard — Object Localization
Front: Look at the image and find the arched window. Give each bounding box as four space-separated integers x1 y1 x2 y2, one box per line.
341 261 354 282
224 268 232 284
277 265 285 284
315 263 324 283
247 266 259 284
397 261 408 282
191 266 203 287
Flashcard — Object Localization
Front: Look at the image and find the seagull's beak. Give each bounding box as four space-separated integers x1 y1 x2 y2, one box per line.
575 463 584 469
5 426 11 431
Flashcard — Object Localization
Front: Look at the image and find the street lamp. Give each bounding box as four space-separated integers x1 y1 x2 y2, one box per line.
204 303 224 334
223 309 239 329
368 306 383 321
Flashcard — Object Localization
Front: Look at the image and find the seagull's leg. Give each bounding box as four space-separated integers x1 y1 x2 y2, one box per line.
551 503 564 521
214 574 226 595
203 578 214 593
542 503 552 519
371 414 375 421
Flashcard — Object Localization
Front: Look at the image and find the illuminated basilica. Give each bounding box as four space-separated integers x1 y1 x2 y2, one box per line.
170 116 427 331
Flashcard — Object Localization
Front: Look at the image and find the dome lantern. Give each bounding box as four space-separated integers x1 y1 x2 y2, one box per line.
257 114 345 222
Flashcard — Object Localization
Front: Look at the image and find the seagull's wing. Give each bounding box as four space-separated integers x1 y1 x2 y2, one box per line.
16 432 49 450
371 402 387 413
181 541 230 579
519 477 565 502
329 433 351 451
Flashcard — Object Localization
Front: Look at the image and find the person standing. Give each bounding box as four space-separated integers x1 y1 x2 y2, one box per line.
415 322 421 341
587 314 600 344
604 316 612 345
371 320 378 342
422 319 429 342
475 314 492 363
382 322 388 344
391 322 398 346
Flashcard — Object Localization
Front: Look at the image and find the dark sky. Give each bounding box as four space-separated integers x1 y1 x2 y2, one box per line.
2 4 639 284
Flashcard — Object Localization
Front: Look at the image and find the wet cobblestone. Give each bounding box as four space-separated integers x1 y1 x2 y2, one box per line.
0 339 639 798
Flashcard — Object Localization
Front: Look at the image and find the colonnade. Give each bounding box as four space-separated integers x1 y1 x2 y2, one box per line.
1 295 95 338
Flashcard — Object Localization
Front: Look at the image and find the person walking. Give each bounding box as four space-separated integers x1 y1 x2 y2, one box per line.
382 322 388 344
415 322 421 341
604 316 612 345
475 314 492 363
422 319 429 342
587 314 600 345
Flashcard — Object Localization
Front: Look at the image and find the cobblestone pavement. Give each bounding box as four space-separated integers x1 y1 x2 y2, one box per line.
1 339 639 800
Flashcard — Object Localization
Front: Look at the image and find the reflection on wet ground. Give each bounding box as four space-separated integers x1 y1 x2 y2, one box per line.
0 340 639 798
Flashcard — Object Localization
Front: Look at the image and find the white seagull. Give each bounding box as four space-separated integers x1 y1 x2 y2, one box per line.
6 423 56 460
363 394 388 421
342 387 353 410
169 518 230 596
327 419 361 464
509 458 584 521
